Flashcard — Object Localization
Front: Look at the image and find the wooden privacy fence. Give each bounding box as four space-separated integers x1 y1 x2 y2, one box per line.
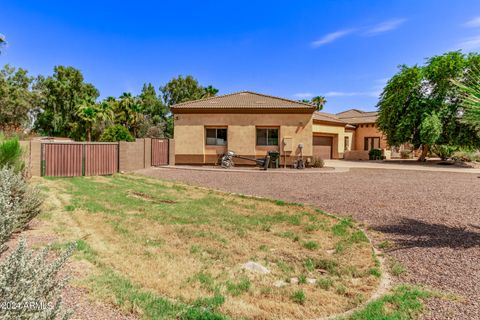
42 142 119 177
151 138 169 166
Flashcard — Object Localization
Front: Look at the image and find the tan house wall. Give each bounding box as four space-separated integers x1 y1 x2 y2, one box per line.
344 130 354 151
174 113 313 165
354 124 388 151
344 124 389 160
312 122 346 159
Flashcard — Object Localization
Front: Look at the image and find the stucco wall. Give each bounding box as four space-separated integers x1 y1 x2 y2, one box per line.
354 124 388 151
312 123 346 159
174 113 313 165
344 130 354 151
115 138 155 171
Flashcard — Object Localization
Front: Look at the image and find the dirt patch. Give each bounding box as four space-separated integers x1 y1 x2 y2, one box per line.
128 190 177 204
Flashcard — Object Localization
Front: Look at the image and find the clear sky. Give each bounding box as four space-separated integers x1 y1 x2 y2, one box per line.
1 0 480 113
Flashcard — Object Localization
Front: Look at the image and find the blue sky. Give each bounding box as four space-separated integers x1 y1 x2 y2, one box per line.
1 0 480 113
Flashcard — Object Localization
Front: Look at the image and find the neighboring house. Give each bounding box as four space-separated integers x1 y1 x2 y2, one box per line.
171 91 389 165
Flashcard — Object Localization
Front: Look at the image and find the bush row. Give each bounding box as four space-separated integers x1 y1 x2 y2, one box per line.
0 134 74 319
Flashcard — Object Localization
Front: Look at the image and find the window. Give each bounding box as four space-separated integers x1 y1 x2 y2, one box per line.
256 128 279 146
344 136 350 151
364 137 380 150
206 128 227 146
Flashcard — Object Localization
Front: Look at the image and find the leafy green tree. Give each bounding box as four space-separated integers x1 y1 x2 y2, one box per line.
139 83 166 120
100 125 134 142
311 96 327 110
377 51 480 161
137 84 169 138
159 76 218 136
34 66 99 140
0 65 38 132
159 75 206 107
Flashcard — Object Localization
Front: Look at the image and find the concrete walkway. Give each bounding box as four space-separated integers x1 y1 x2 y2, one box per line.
324 159 480 173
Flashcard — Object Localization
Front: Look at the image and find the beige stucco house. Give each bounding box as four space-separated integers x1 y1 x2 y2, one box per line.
171 91 388 165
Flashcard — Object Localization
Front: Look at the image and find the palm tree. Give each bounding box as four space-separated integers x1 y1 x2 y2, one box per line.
76 98 98 141
203 85 219 98
311 96 327 110
97 100 115 124
454 71 480 135
118 92 143 137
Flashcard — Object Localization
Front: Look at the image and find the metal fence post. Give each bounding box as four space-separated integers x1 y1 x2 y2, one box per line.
40 143 45 176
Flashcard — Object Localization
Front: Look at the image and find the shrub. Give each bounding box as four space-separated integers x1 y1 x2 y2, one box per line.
369 267 382 278
316 259 338 275
298 274 307 284
0 134 24 173
311 157 325 168
431 145 458 160
100 125 134 142
0 168 73 320
368 148 382 160
335 284 348 296
290 290 306 305
0 239 75 320
391 261 406 277
225 277 250 296
0 187 16 254
452 150 480 162
303 258 315 272
317 277 333 290
303 240 319 250
0 167 42 233
400 150 411 159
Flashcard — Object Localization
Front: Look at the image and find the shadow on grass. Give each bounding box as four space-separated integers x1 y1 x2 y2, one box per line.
374 218 480 250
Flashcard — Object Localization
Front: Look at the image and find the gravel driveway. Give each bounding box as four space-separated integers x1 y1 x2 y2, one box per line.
137 167 480 320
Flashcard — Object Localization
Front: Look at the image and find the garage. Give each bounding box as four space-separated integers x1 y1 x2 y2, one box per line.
313 136 333 159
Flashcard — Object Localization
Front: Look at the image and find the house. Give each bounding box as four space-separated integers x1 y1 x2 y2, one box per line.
171 91 389 165
336 109 389 160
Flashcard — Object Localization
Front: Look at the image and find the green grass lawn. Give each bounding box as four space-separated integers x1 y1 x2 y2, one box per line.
35 174 429 320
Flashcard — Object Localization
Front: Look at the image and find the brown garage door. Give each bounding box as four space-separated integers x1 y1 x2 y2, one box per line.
313 136 333 159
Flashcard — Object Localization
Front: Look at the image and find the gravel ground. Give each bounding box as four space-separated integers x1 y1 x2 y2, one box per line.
137 167 480 320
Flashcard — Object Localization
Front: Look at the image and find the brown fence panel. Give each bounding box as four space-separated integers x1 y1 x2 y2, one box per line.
85 144 118 176
151 139 169 166
43 143 83 177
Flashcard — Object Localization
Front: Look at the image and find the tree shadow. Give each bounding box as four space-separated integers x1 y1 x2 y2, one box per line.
374 218 480 251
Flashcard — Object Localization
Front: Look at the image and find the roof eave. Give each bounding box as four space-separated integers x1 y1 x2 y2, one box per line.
172 107 316 114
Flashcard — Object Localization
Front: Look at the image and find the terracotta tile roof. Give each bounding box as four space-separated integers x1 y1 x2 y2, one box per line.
171 91 317 110
312 112 346 125
336 108 378 124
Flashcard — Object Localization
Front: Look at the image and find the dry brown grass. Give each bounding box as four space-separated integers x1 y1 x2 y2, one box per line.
35 174 379 319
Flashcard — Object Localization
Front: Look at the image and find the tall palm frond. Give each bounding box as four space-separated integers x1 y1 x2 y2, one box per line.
311 96 327 110
453 68 480 134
